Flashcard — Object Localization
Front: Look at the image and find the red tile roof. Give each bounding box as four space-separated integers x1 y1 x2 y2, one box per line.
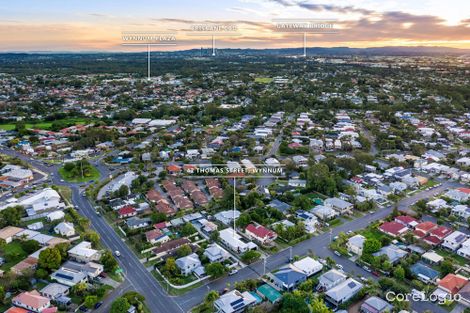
439 274 468 294
415 221 437 233
246 224 277 240
423 235 442 245
379 221 408 236
145 229 164 242
430 226 452 239
13 290 50 311
395 215 418 225
118 206 136 217
457 188 470 194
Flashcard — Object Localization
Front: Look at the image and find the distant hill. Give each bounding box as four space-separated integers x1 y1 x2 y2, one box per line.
1 46 469 57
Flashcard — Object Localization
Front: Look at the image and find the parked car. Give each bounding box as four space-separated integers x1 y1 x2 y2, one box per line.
336 264 343 270
362 266 372 272
228 269 238 276
94 302 103 309
372 271 380 277
334 251 341 257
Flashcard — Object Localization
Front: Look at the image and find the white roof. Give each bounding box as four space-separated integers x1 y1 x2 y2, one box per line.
68 241 98 258
292 257 323 275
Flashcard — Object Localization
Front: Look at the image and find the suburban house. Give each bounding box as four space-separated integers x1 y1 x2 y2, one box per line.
214 290 257 313
175 253 204 276
126 217 151 229
12 290 52 313
438 274 468 295
50 267 87 287
311 205 338 220
67 241 101 263
54 222 75 237
145 229 170 245
152 238 191 258
347 234 366 255
219 228 257 254
360 296 393 313
378 221 408 237
324 197 353 214
291 257 323 277
204 243 230 263
0 226 24 243
118 206 137 219
413 221 437 238
410 262 440 283
40 283 70 301
245 224 277 245
458 238 470 259
457 282 470 307
271 266 307 291
373 245 407 264
0 188 65 216
442 231 468 251
317 269 347 291
325 278 363 306
394 215 419 228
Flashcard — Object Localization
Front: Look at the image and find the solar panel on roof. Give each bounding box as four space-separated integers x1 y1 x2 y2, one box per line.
56 273 74 280
347 282 356 288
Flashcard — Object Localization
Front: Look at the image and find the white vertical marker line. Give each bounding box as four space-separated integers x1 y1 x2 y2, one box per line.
303 32 307 57
212 35 216 56
147 44 151 80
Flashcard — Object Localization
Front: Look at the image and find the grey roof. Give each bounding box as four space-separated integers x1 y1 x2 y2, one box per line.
410 262 440 280
325 278 363 302
373 245 407 263
361 296 393 312
268 199 292 213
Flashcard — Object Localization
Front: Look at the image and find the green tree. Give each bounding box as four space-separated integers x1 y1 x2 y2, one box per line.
38 247 62 271
0 286 4 304
22 240 40 254
72 282 87 296
180 223 197 237
310 298 332 313
100 250 118 272
363 238 381 255
176 245 192 258
111 297 131 313
0 206 25 228
84 295 98 309
205 290 219 303
280 292 309 313
82 231 100 247
164 257 178 275
206 263 226 278
241 250 261 264
393 266 405 280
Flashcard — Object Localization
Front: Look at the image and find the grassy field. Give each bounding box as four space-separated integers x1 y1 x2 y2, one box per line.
58 164 100 183
55 185 73 204
0 240 28 270
254 77 273 83
0 118 91 131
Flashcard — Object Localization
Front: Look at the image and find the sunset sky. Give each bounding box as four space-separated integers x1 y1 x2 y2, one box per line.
1 0 470 51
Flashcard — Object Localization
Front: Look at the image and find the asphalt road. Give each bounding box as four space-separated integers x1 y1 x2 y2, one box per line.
1 147 463 313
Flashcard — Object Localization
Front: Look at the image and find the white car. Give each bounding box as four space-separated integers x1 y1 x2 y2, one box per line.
228 269 238 276
114 250 121 257
336 264 343 270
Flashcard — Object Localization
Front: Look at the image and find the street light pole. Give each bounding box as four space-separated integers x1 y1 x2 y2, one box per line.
233 177 236 237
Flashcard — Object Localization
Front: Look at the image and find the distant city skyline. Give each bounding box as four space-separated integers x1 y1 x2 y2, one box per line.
1 0 470 51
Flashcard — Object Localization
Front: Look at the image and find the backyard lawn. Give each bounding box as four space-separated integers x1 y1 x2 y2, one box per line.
0 240 28 270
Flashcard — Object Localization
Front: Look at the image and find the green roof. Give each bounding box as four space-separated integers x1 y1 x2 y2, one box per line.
257 284 282 303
